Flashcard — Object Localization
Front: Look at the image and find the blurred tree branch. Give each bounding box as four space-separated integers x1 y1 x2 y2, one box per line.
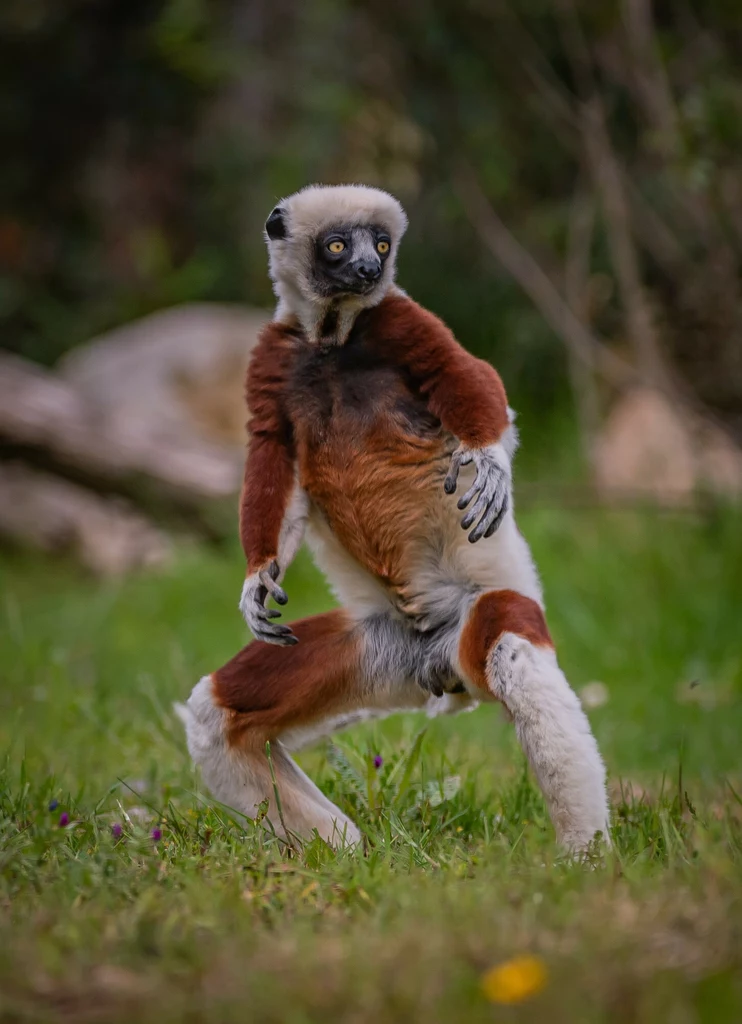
557 0 669 389
564 187 600 461
454 163 634 389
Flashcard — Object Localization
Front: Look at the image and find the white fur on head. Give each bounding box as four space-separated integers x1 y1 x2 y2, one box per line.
265 183 408 345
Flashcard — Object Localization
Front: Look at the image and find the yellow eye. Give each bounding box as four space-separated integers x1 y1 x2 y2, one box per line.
328 240 345 253
377 240 390 254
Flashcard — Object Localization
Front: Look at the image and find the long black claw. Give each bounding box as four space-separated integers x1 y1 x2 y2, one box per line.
444 450 466 494
479 494 510 541
259 567 289 605
461 494 488 531
256 630 298 646
456 476 482 511
254 622 293 638
255 606 282 622
469 520 488 543
267 633 298 646
468 499 496 542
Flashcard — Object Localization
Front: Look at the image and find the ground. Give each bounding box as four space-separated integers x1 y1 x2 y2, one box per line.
1 497 741 1023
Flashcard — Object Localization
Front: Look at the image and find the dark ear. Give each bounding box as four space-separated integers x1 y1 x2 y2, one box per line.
265 206 287 240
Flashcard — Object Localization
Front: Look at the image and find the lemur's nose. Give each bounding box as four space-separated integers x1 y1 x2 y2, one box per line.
354 260 381 282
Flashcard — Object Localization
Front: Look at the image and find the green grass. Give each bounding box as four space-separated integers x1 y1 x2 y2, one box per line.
1 505 742 1022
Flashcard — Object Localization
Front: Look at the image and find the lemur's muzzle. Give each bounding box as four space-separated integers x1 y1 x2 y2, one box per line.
352 259 382 283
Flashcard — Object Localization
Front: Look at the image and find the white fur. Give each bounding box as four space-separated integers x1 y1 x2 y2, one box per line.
435 503 544 615
266 184 408 345
486 635 610 851
276 483 310 578
273 184 408 253
280 709 386 752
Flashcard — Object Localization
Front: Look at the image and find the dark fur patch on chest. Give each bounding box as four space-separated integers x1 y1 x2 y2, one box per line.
285 320 439 441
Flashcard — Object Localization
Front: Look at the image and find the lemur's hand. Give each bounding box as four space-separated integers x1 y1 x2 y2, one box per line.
444 442 511 542
239 561 298 646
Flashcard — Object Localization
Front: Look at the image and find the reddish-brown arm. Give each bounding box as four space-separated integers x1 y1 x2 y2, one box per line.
368 294 510 447
368 294 513 541
240 323 296 576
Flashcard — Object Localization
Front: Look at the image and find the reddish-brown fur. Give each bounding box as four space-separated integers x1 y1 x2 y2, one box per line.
365 295 510 449
458 590 554 692
238 295 510 593
213 610 363 744
295 395 446 590
232 296 521 733
239 323 298 574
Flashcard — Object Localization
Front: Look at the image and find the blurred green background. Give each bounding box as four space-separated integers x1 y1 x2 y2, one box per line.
3 0 742 432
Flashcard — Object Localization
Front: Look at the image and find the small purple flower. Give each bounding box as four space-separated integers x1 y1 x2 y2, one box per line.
373 755 383 769
58 812 69 827
48 799 58 812
111 823 123 839
151 828 162 842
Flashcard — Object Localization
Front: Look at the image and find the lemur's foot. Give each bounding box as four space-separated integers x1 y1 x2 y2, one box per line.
415 663 466 698
444 442 511 542
239 560 298 646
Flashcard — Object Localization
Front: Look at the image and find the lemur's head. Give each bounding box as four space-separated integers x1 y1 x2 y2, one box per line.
264 185 408 315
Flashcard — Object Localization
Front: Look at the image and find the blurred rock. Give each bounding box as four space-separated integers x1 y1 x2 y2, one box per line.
594 387 742 503
0 323 251 526
0 462 170 575
60 303 267 446
0 304 271 571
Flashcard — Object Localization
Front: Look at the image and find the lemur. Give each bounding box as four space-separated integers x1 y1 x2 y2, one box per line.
177 184 610 853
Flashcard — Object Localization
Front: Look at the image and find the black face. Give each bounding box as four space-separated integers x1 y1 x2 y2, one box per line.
312 223 392 296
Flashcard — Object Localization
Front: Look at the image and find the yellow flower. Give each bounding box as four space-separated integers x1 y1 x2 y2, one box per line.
481 955 548 1004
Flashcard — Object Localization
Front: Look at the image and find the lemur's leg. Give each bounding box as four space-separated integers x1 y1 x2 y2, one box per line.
177 611 429 847
457 590 610 852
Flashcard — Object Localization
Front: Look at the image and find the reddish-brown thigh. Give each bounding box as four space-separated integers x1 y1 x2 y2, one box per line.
458 590 553 692
212 610 363 744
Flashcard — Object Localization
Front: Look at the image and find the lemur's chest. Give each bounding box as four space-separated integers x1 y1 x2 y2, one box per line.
283 330 454 592
284 334 440 452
